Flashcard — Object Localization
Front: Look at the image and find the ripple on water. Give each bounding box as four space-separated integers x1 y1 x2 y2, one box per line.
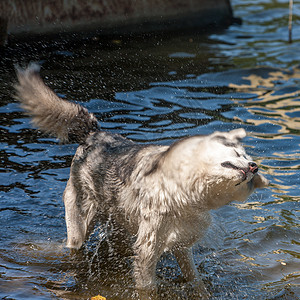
2 65 300 299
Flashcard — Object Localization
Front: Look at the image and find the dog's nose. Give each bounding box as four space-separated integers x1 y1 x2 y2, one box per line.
249 162 258 173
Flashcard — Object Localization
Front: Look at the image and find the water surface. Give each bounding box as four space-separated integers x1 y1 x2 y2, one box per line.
0 0 299 299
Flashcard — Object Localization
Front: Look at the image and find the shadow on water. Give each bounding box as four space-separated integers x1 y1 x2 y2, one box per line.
0 0 300 299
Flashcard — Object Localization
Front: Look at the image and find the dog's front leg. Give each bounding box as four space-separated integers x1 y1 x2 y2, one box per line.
174 247 198 282
174 248 209 298
133 218 164 298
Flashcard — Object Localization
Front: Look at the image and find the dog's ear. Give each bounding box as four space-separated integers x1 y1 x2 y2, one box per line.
252 173 270 188
211 128 247 145
227 128 247 142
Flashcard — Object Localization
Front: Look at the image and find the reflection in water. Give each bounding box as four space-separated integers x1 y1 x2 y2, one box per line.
228 67 300 134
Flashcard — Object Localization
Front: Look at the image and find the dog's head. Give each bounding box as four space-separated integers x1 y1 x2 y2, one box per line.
161 129 269 209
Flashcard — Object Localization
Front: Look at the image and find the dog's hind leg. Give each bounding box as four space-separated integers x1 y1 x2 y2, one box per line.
63 178 97 249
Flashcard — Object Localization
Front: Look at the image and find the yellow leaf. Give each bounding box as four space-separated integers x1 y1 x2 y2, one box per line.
91 295 106 300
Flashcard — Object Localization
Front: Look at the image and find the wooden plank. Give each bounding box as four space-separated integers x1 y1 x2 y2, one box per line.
0 0 233 43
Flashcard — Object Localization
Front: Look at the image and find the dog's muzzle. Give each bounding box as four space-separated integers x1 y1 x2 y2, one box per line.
221 161 259 185
248 162 258 174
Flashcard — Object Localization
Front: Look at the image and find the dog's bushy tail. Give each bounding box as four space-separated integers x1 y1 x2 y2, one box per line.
14 63 99 144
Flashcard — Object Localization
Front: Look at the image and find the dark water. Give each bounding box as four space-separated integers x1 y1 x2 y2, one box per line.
0 0 300 299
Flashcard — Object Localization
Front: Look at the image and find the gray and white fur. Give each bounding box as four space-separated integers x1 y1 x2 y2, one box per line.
14 64 269 296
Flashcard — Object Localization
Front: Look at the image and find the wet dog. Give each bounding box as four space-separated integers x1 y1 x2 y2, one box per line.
14 64 269 296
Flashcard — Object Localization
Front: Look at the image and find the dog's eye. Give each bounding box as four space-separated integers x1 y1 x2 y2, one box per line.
235 150 248 160
234 150 241 157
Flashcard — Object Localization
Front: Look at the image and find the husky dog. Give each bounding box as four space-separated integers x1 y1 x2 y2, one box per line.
14 64 269 295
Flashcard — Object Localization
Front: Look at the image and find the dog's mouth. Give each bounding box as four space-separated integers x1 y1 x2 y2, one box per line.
221 161 258 186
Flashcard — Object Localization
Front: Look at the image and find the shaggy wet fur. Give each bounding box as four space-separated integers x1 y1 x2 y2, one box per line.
14 64 269 296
